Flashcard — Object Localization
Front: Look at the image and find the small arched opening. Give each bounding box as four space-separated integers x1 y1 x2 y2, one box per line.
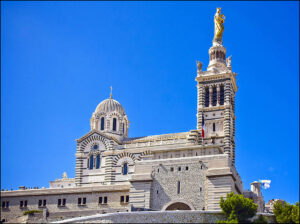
165 202 192 210
100 117 105 130
122 162 128 175
112 118 117 131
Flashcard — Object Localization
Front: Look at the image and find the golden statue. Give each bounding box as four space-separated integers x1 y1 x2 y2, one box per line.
62 172 67 179
213 8 225 43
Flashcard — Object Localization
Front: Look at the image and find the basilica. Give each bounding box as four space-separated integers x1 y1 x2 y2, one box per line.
1 8 265 223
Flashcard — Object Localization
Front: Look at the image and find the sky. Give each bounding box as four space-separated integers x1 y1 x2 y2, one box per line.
1 1 299 204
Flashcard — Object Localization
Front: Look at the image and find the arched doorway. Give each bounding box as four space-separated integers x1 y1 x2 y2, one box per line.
165 202 192 210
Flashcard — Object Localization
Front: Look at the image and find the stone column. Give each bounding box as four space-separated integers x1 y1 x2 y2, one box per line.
75 144 84 186
223 82 232 160
104 141 115 185
197 84 204 130
232 96 236 164
104 156 115 185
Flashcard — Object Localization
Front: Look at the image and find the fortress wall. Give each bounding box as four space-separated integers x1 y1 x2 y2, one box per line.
52 211 276 223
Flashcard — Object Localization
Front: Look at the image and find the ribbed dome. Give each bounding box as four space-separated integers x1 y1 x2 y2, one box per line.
95 98 125 115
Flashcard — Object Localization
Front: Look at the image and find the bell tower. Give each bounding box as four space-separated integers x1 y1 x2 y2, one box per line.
196 8 237 164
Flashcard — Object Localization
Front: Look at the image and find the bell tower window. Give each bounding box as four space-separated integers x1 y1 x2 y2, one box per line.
100 117 105 130
212 86 217 106
113 118 117 131
205 87 210 107
220 85 224 105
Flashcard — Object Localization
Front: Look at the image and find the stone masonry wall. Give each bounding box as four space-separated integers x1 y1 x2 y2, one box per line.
150 161 206 211
1 191 129 222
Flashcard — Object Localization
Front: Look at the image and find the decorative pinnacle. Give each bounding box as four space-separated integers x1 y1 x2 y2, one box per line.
110 86 113 99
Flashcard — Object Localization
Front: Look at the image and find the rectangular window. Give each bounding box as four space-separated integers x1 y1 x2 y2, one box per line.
78 198 82 205
104 196 107 204
2 201 10 209
39 199 46 207
205 88 210 107
62 199 66 206
120 196 124 203
24 200 27 207
20 201 23 208
58 199 61 206
185 166 189 171
178 167 181 171
99 197 103 204
177 181 181 194
126 195 129 203
170 167 174 172
200 187 202 192
83 198 86 205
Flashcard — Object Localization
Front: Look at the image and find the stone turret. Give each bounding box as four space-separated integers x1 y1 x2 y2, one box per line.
244 182 265 213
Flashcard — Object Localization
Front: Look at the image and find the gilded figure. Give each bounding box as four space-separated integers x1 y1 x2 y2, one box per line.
214 8 225 43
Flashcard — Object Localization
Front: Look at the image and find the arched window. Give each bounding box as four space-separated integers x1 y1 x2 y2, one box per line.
96 154 100 169
122 163 128 175
212 86 217 106
113 118 117 131
205 87 210 107
100 117 105 130
213 123 216 132
89 155 94 170
122 123 125 134
220 85 224 105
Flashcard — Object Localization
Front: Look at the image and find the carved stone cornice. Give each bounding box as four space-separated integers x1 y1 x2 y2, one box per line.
123 132 188 144
1 184 130 197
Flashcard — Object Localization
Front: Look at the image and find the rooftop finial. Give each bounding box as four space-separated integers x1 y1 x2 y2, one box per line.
110 86 113 99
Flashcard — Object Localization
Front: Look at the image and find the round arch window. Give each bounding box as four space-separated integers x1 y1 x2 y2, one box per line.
122 163 128 175
93 144 99 150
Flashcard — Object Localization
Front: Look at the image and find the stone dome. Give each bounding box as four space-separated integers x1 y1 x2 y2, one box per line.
95 98 125 115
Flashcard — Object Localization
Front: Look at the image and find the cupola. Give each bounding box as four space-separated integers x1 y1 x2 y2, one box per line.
90 88 129 139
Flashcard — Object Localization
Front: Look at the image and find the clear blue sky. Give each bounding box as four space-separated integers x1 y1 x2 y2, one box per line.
1 1 299 204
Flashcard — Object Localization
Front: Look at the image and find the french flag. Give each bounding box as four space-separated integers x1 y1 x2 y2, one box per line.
202 112 206 138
